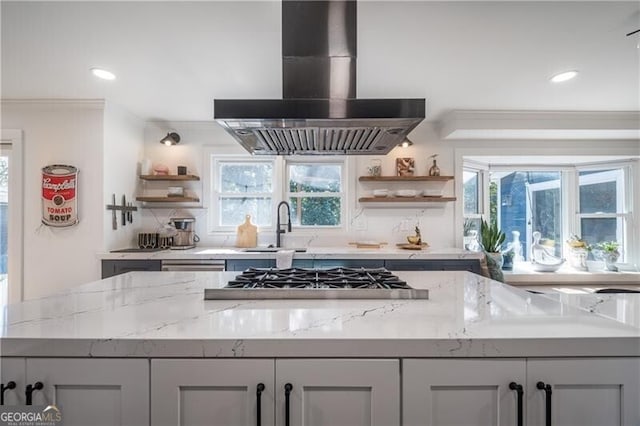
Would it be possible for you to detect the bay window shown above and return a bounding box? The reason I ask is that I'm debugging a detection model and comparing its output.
[462,160,635,263]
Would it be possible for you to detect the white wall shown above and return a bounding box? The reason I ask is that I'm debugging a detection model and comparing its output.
[140,120,640,266]
[137,121,463,249]
[136,122,231,242]
[103,102,145,250]
[1,100,105,299]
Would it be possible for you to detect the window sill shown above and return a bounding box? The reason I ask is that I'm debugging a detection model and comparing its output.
[504,262,640,285]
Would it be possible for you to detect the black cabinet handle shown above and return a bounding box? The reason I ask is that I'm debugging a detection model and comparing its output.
[537,381,552,426]
[284,383,293,426]
[509,382,524,426]
[256,383,265,426]
[25,382,43,405]
[1,381,16,405]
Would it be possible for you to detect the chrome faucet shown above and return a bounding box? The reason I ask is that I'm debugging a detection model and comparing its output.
[276,201,292,248]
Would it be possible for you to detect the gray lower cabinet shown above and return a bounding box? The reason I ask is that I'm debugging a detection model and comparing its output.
[313,259,385,269]
[276,359,399,426]
[101,259,161,278]
[225,259,384,271]
[4,356,637,425]
[152,359,275,426]
[151,358,400,426]
[0,357,25,405]
[2,358,148,426]
[526,358,640,426]
[403,358,640,426]
[385,259,481,273]
[103,258,481,275]
[403,359,525,425]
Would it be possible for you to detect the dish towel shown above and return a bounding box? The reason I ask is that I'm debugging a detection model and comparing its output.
[276,250,295,269]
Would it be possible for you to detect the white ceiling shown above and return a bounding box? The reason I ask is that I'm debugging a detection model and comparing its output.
[2,1,639,122]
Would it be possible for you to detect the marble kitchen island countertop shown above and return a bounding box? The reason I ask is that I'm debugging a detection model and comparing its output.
[1,271,638,359]
[99,246,484,261]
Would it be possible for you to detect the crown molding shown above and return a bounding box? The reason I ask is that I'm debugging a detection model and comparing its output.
[440,110,640,140]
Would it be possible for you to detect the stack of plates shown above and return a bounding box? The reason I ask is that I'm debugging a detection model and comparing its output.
[373,189,389,197]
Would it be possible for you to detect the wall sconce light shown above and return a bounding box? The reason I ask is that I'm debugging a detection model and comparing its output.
[398,138,414,148]
[160,132,181,146]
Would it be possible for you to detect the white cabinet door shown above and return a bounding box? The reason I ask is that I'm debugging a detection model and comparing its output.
[275,359,399,426]
[403,358,526,426]
[151,359,275,426]
[1,358,25,405]
[527,358,640,426]
[26,358,148,426]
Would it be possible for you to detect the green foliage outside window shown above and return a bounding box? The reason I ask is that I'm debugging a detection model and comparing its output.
[289,164,342,226]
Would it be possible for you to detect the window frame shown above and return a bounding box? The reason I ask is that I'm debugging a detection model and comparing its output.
[210,156,279,232]
[575,163,632,259]
[462,162,488,240]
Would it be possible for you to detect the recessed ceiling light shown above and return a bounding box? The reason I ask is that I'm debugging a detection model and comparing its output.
[90,67,116,81]
[550,70,578,83]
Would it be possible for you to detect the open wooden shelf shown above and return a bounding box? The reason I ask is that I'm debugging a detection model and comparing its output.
[359,175,453,182]
[136,196,200,203]
[359,196,456,203]
[139,174,200,181]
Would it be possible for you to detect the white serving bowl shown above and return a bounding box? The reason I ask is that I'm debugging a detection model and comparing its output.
[395,189,417,197]
[422,189,443,197]
[532,260,565,272]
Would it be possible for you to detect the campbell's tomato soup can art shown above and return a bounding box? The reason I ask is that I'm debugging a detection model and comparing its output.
[42,164,79,227]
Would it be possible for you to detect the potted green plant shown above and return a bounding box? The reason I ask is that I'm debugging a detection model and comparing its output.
[594,241,620,271]
[480,219,506,268]
[502,250,515,270]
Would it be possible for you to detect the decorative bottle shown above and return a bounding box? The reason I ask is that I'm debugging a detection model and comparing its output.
[428,155,440,176]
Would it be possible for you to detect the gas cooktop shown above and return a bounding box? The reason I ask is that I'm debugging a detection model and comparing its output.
[204,267,429,300]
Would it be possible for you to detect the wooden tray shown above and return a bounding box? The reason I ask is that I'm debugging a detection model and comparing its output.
[348,242,388,249]
[396,243,429,250]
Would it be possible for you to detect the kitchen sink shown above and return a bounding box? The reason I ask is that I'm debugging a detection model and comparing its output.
[243,248,307,253]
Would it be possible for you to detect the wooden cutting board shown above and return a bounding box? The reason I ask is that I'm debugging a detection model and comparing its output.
[236,215,258,248]
[348,242,388,249]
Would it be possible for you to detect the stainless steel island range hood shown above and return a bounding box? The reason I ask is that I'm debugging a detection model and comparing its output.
[214,1,425,155]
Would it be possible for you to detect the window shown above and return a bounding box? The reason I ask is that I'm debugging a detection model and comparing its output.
[490,171,563,260]
[462,168,483,240]
[463,159,635,263]
[213,159,274,229]
[210,156,346,231]
[578,168,627,255]
[287,162,343,227]
[463,170,480,216]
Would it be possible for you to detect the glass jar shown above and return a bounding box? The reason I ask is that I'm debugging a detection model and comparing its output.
[367,159,382,177]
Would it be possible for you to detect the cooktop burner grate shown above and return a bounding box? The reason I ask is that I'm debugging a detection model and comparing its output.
[226,267,410,289]
[204,267,428,300]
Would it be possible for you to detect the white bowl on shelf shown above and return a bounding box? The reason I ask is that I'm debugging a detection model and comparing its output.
[422,189,443,197]
[372,189,389,197]
[395,189,417,197]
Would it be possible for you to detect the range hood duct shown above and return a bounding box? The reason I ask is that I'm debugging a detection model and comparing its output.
[214,0,425,155]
